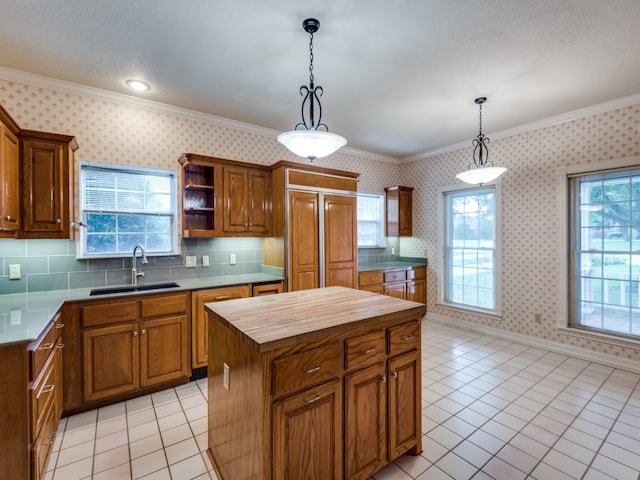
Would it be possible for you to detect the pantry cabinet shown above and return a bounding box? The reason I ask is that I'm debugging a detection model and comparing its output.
[0,108,20,234]
[19,130,78,239]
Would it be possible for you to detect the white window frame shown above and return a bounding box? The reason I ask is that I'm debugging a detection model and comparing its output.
[357,193,386,248]
[557,156,640,347]
[78,162,179,259]
[437,181,503,317]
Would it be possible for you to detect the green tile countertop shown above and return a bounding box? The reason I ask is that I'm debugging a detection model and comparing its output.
[0,273,284,347]
[358,260,427,272]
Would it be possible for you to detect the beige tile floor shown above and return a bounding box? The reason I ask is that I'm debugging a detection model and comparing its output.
[45,320,640,479]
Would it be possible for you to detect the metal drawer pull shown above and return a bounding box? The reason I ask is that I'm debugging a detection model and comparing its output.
[304,393,321,404]
[38,342,54,351]
[5,215,12,221]
[392,371,398,378]
[41,384,55,393]
[380,376,387,383]
[401,335,413,341]
[57,343,65,349]
[361,346,376,354]
[215,295,232,300]
[56,323,65,329]
[304,365,320,374]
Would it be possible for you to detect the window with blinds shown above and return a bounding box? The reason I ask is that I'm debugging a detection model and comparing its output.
[79,163,178,258]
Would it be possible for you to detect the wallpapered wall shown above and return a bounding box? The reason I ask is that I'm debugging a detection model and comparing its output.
[399,104,640,363]
[1,73,640,364]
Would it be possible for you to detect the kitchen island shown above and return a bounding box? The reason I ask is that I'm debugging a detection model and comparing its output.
[205,286,424,480]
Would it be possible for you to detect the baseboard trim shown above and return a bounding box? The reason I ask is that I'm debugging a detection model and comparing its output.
[426,312,640,375]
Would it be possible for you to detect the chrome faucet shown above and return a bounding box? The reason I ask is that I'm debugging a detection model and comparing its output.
[132,245,148,286]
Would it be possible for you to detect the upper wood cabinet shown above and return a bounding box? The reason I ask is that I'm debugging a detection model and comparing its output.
[0,106,20,235]
[223,166,271,235]
[178,153,272,237]
[19,130,78,239]
[385,186,413,237]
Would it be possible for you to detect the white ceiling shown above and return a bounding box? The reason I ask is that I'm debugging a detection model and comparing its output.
[1,0,640,159]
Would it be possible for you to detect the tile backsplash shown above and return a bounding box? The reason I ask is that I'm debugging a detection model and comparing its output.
[0,237,270,294]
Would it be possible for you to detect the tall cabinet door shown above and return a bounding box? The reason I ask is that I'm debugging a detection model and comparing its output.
[324,194,358,288]
[0,125,19,231]
[288,190,319,291]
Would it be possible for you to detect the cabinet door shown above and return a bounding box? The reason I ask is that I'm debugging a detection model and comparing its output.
[273,379,342,480]
[384,281,406,299]
[324,194,358,288]
[388,350,421,460]
[247,168,271,234]
[0,125,19,231]
[82,323,139,402]
[345,363,387,480]
[288,190,319,291]
[223,167,249,232]
[406,279,426,304]
[192,285,251,367]
[140,315,190,387]
[21,139,69,237]
[398,188,413,236]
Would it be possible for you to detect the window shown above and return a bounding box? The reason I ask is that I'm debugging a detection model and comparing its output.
[438,184,501,314]
[569,167,640,338]
[79,163,178,258]
[357,193,386,247]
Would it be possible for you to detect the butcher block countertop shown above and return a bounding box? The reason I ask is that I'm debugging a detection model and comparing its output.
[205,285,425,352]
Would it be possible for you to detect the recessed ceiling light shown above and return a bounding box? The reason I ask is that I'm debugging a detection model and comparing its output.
[125,79,151,92]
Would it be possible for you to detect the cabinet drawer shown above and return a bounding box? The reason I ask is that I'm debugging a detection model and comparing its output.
[31,398,56,480]
[388,321,420,356]
[201,284,251,302]
[407,266,425,281]
[31,347,57,440]
[140,292,188,318]
[359,271,383,287]
[345,330,386,371]
[273,343,341,398]
[252,282,283,296]
[82,300,137,328]
[384,270,406,283]
[29,313,63,381]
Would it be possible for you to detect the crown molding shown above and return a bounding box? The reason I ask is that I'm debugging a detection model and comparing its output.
[0,66,397,164]
[402,92,640,163]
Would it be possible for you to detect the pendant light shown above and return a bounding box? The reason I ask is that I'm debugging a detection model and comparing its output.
[277,18,346,162]
[455,97,506,185]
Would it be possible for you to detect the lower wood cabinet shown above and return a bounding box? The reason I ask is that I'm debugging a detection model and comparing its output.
[359,265,427,311]
[64,291,190,412]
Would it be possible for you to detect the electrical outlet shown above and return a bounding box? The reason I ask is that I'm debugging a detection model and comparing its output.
[202,255,210,267]
[223,363,230,390]
[534,313,542,324]
[185,255,197,267]
[10,309,21,325]
[9,264,21,280]
[391,247,395,255]
[230,253,236,265]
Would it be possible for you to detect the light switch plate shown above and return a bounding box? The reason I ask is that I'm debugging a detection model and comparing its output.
[229,253,236,265]
[185,256,197,267]
[202,255,210,267]
[9,264,21,280]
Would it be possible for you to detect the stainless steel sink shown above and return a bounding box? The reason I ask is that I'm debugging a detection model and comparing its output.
[89,282,180,296]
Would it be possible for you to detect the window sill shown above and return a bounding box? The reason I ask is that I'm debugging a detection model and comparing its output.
[557,325,640,349]
[436,302,503,321]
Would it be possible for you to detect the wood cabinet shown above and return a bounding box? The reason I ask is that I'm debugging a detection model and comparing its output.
[0,105,20,234]
[267,161,359,292]
[19,130,78,239]
[191,284,251,368]
[63,292,190,412]
[223,166,271,234]
[359,265,426,312]
[385,186,413,237]
[206,287,423,480]
[178,153,272,237]
[0,310,64,480]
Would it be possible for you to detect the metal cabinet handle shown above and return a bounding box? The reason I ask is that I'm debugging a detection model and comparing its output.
[5,215,11,221]
[55,218,61,224]
[392,371,398,379]
[57,343,65,349]
[380,376,387,383]
[141,329,146,335]
[304,393,321,404]
[304,365,320,374]
[401,335,413,341]
[56,323,65,329]
[133,331,138,337]
[41,384,55,393]
[215,295,232,301]
[39,342,54,351]
[361,346,376,354]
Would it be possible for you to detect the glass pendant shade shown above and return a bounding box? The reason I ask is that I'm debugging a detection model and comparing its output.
[456,166,507,185]
[277,130,347,162]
